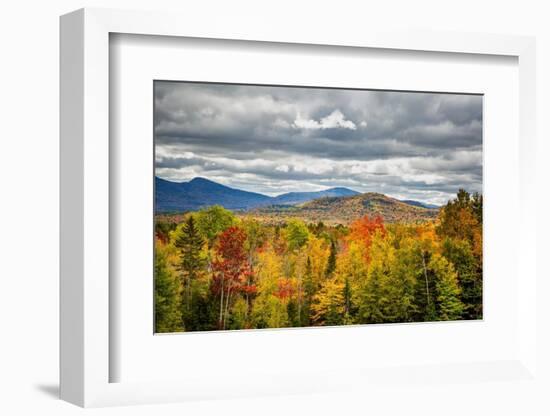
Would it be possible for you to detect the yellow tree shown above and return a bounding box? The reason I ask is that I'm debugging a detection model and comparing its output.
[311,277,346,325]
[335,241,368,319]
[305,235,329,288]
[251,244,289,328]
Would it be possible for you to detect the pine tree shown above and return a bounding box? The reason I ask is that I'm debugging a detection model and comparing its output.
[437,189,482,319]
[175,216,205,319]
[325,239,337,277]
[154,241,183,332]
[430,254,464,321]
[472,192,483,224]
[301,256,315,326]
[442,238,481,319]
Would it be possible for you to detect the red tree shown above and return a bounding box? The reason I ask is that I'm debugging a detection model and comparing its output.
[348,215,386,261]
[211,227,250,329]
[274,278,295,301]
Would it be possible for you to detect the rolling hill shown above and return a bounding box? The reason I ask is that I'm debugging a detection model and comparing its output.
[271,187,359,205]
[246,192,439,225]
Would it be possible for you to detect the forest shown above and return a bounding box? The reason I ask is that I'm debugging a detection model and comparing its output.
[154,189,482,333]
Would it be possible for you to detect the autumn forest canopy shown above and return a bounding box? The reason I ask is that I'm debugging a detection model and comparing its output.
[154,189,482,332]
[153,82,483,332]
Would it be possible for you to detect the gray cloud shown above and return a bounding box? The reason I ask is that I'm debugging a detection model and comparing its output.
[154,81,482,205]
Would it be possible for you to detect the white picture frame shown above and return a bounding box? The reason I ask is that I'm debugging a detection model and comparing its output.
[60,7,538,408]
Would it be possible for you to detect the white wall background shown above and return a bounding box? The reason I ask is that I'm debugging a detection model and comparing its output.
[0,1,548,415]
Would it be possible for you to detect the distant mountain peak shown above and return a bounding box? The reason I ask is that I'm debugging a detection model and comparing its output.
[189,176,215,184]
[328,187,356,192]
[155,176,271,213]
[155,176,438,217]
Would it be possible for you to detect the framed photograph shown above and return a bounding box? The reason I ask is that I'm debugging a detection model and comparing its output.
[60,8,538,408]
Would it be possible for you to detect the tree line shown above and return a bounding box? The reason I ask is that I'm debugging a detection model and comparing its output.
[155,189,482,332]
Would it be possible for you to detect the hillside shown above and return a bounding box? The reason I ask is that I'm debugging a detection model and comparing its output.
[271,187,359,205]
[244,192,439,225]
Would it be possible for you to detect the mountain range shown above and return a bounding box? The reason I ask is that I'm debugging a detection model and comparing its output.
[155,177,439,224]
[156,177,360,212]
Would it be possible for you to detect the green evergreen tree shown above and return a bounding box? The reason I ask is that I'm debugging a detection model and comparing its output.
[430,254,464,320]
[154,243,183,332]
[286,299,301,327]
[175,215,205,324]
[325,239,337,277]
[442,238,481,319]
[357,234,418,324]
[302,256,315,325]
[471,192,483,224]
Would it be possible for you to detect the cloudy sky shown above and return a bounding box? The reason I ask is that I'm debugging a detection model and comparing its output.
[154,81,482,205]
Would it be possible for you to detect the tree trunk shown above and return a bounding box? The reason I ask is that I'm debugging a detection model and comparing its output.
[218,274,224,329]
[186,275,191,312]
[223,287,232,330]
[421,252,430,307]
[297,273,302,324]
